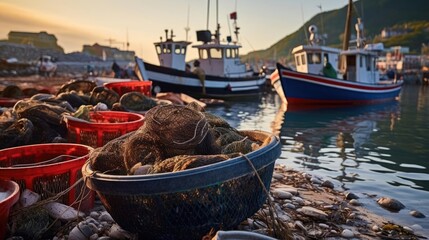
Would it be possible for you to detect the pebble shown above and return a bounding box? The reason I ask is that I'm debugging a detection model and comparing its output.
[349,199,361,206]
[108,224,134,239]
[345,192,359,200]
[44,202,85,221]
[272,173,284,180]
[284,203,295,209]
[409,210,426,218]
[272,189,293,199]
[341,229,354,238]
[99,212,114,222]
[371,224,380,231]
[403,226,414,233]
[310,177,322,184]
[321,180,334,189]
[292,196,304,205]
[377,197,405,212]
[297,206,328,220]
[19,189,40,207]
[319,223,329,229]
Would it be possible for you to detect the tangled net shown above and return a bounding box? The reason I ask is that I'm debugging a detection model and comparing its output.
[89,103,262,175]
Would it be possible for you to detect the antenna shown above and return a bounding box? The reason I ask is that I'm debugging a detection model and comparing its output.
[300,3,309,44]
[185,3,191,41]
[206,0,210,30]
[317,4,324,37]
[126,28,130,51]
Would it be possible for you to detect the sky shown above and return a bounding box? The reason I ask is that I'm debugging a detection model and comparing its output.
[0,0,349,63]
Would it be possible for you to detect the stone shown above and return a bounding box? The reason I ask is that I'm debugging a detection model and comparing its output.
[44,202,85,221]
[409,210,426,218]
[345,192,359,200]
[272,189,293,199]
[19,189,40,207]
[69,223,94,240]
[272,173,284,180]
[341,229,354,238]
[349,199,361,206]
[321,180,334,189]
[99,212,114,222]
[108,224,134,239]
[297,206,328,220]
[377,197,405,212]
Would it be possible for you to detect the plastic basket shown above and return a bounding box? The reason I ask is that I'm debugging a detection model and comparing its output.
[104,81,152,97]
[0,180,19,239]
[0,97,20,108]
[65,111,145,148]
[83,130,281,240]
[0,143,94,212]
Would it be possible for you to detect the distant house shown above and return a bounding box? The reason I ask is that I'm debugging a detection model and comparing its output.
[381,27,411,39]
[82,43,135,61]
[7,31,64,53]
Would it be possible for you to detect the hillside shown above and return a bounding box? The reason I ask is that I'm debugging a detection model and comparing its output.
[242,0,429,64]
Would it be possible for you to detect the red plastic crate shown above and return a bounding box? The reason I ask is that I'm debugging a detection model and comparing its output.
[65,111,144,148]
[0,144,94,212]
[104,81,152,97]
[0,180,19,239]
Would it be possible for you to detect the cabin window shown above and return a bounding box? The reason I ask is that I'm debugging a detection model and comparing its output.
[199,49,208,59]
[296,55,301,66]
[162,44,172,54]
[174,45,181,54]
[210,48,222,59]
[324,53,329,63]
[359,55,363,67]
[365,55,370,70]
[226,49,232,58]
[301,54,306,65]
[155,45,161,55]
[226,48,237,58]
[308,53,321,64]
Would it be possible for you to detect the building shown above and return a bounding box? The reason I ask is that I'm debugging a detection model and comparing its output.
[7,31,64,53]
[82,43,135,61]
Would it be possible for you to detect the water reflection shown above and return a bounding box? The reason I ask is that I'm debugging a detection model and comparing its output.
[277,87,429,231]
[207,86,429,231]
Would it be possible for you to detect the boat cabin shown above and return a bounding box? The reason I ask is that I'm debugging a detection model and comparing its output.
[340,49,379,83]
[339,18,380,83]
[154,30,191,71]
[192,30,253,78]
[292,25,341,77]
[292,45,341,76]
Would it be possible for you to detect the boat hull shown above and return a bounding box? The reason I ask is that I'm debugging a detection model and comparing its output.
[277,63,403,105]
[144,62,266,99]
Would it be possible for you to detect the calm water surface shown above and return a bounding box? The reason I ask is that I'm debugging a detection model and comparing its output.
[207,84,429,233]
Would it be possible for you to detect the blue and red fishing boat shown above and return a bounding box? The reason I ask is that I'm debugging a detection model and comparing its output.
[276,63,403,105]
[275,0,402,105]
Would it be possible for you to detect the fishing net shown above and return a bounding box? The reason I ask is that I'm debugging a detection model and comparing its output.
[1,85,23,98]
[57,79,96,95]
[90,103,262,175]
[118,92,157,112]
[88,131,135,175]
[0,118,33,149]
[89,86,119,109]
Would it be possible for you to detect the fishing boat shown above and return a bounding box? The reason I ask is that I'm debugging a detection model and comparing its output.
[135,3,266,100]
[275,1,403,105]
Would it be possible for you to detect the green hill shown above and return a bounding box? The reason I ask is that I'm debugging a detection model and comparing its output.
[242,0,429,64]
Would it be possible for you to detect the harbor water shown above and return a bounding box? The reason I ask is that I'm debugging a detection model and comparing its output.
[207,84,429,233]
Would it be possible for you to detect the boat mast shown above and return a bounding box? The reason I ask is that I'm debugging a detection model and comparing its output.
[342,0,353,51]
[340,0,353,74]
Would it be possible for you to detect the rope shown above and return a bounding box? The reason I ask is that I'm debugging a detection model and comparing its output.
[242,153,292,240]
